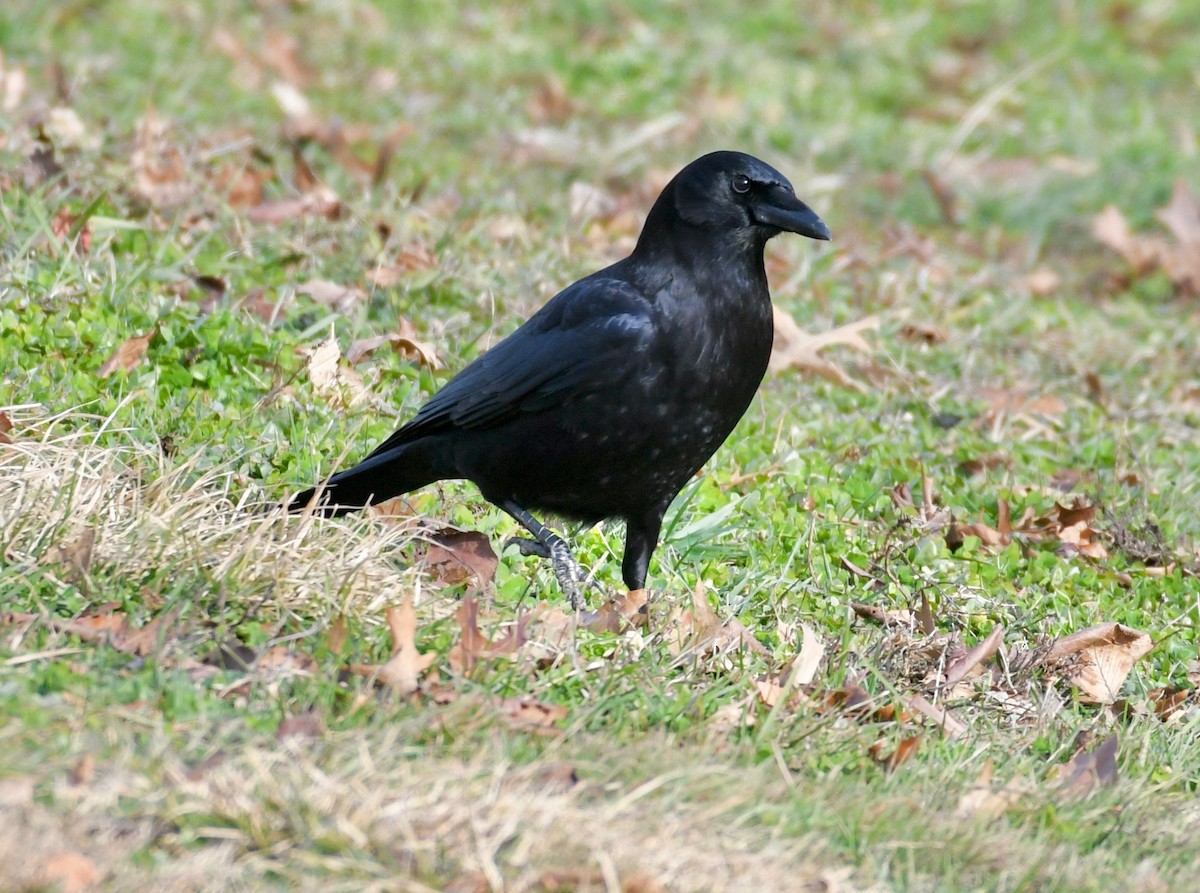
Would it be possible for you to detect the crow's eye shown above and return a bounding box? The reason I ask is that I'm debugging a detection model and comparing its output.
[732,174,751,194]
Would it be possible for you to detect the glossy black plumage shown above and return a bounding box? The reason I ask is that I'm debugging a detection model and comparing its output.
[289,151,830,606]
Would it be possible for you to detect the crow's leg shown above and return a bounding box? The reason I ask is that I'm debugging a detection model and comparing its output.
[499,500,586,609]
[622,512,665,591]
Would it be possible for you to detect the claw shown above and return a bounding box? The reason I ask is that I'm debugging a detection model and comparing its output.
[502,535,550,559]
[498,499,591,608]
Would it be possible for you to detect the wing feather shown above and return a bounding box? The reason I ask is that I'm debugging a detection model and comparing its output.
[365,277,653,458]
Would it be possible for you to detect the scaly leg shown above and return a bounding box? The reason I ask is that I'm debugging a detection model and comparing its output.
[499,500,586,609]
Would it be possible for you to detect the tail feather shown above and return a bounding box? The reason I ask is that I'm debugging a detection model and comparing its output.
[287,441,440,516]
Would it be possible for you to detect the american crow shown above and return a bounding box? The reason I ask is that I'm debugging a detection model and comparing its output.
[290,150,830,607]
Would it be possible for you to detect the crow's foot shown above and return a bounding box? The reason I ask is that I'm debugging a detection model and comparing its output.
[501,536,550,559]
[498,500,589,609]
[548,539,586,610]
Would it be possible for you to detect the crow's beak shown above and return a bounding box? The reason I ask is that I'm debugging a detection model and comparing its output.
[753,187,831,241]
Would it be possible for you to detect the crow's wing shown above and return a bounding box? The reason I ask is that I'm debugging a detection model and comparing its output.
[365,276,655,457]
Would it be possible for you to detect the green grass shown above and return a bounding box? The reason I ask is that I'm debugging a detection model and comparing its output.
[2,1,1200,890]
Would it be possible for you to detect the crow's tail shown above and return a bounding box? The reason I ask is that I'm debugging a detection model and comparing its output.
[287,441,440,517]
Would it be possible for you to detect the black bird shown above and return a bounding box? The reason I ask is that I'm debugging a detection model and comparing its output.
[290,150,830,607]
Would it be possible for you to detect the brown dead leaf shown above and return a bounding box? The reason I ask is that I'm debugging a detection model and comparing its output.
[943,624,1004,688]
[276,710,324,741]
[250,646,317,676]
[888,482,913,511]
[349,596,435,695]
[757,680,901,724]
[751,626,827,715]
[209,163,269,208]
[1095,182,1200,295]
[303,334,342,390]
[366,496,413,519]
[237,288,288,323]
[39,852,101,893]
[789,622,825,685]
[263,33,311,86]
[754,677,788,710]
[448,594,528,674]
[684,579,718,634]
[346,329,442,369]
[525,605,577,656]
[869,734,921,772]
[914,591,935,635]
[69,754,95,787]
[814,684,904,723]
[489,214,529,242]
[1148,686,1193,723]
[297,278,365,313]
[495,696,567,733]
[851,602,916,629]
[422,529,498,588]
[769,307,879,389]
[709,699,757,733]
[1051,468,1085,493]
[529,761,580,791]
[714,618,769,657]
[1157,178,1200,243]
[302,331,371,408]
[1,612,37,635]
[949,496,1109,559]
[97,329,155,378]
[531,869,664,893]
[959,452,1011,476]
[1155,178,1200,294]
[528,73,575,123]
[1,55,27,112]
[898,320,949,345]
[130,110,193,209]
[44,528,96,581]
[191,274,228,308]
[53,609,179,657]
[1025,268,1061,296]
[51,206,93,254]
[1057,519,1109,560]
[444,872,489,893]
[1054,733,1118,799]
[326,615,348,656]
[1055,500,1096,528]
[579,588,650,633]
[665,582,767,657]
[956,761,1031,819]
[211,28,262,89]
[245,190,342,224]
[55,613,123,643]
[0,410,12,444]
[569,180,619,222]
[366,244,438,287]
[1044,622,1153,704]
[980,387,1066,420]
[921,168,959,224]
[291,141,321,193]
[946,507,1009,552]
[905,693,968,738]
[1094,204,1166,273]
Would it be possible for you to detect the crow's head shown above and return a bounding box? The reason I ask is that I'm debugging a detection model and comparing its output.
[665,150,831,244]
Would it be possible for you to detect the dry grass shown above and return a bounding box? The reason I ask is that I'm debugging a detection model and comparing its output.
[1,404,437,625]
[0,737,879,892]
[0,404,879,892]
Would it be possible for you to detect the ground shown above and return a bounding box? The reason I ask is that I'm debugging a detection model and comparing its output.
[1,2,1199,891]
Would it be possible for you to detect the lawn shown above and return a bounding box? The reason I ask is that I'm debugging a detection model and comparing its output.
[2,1,1199,890]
